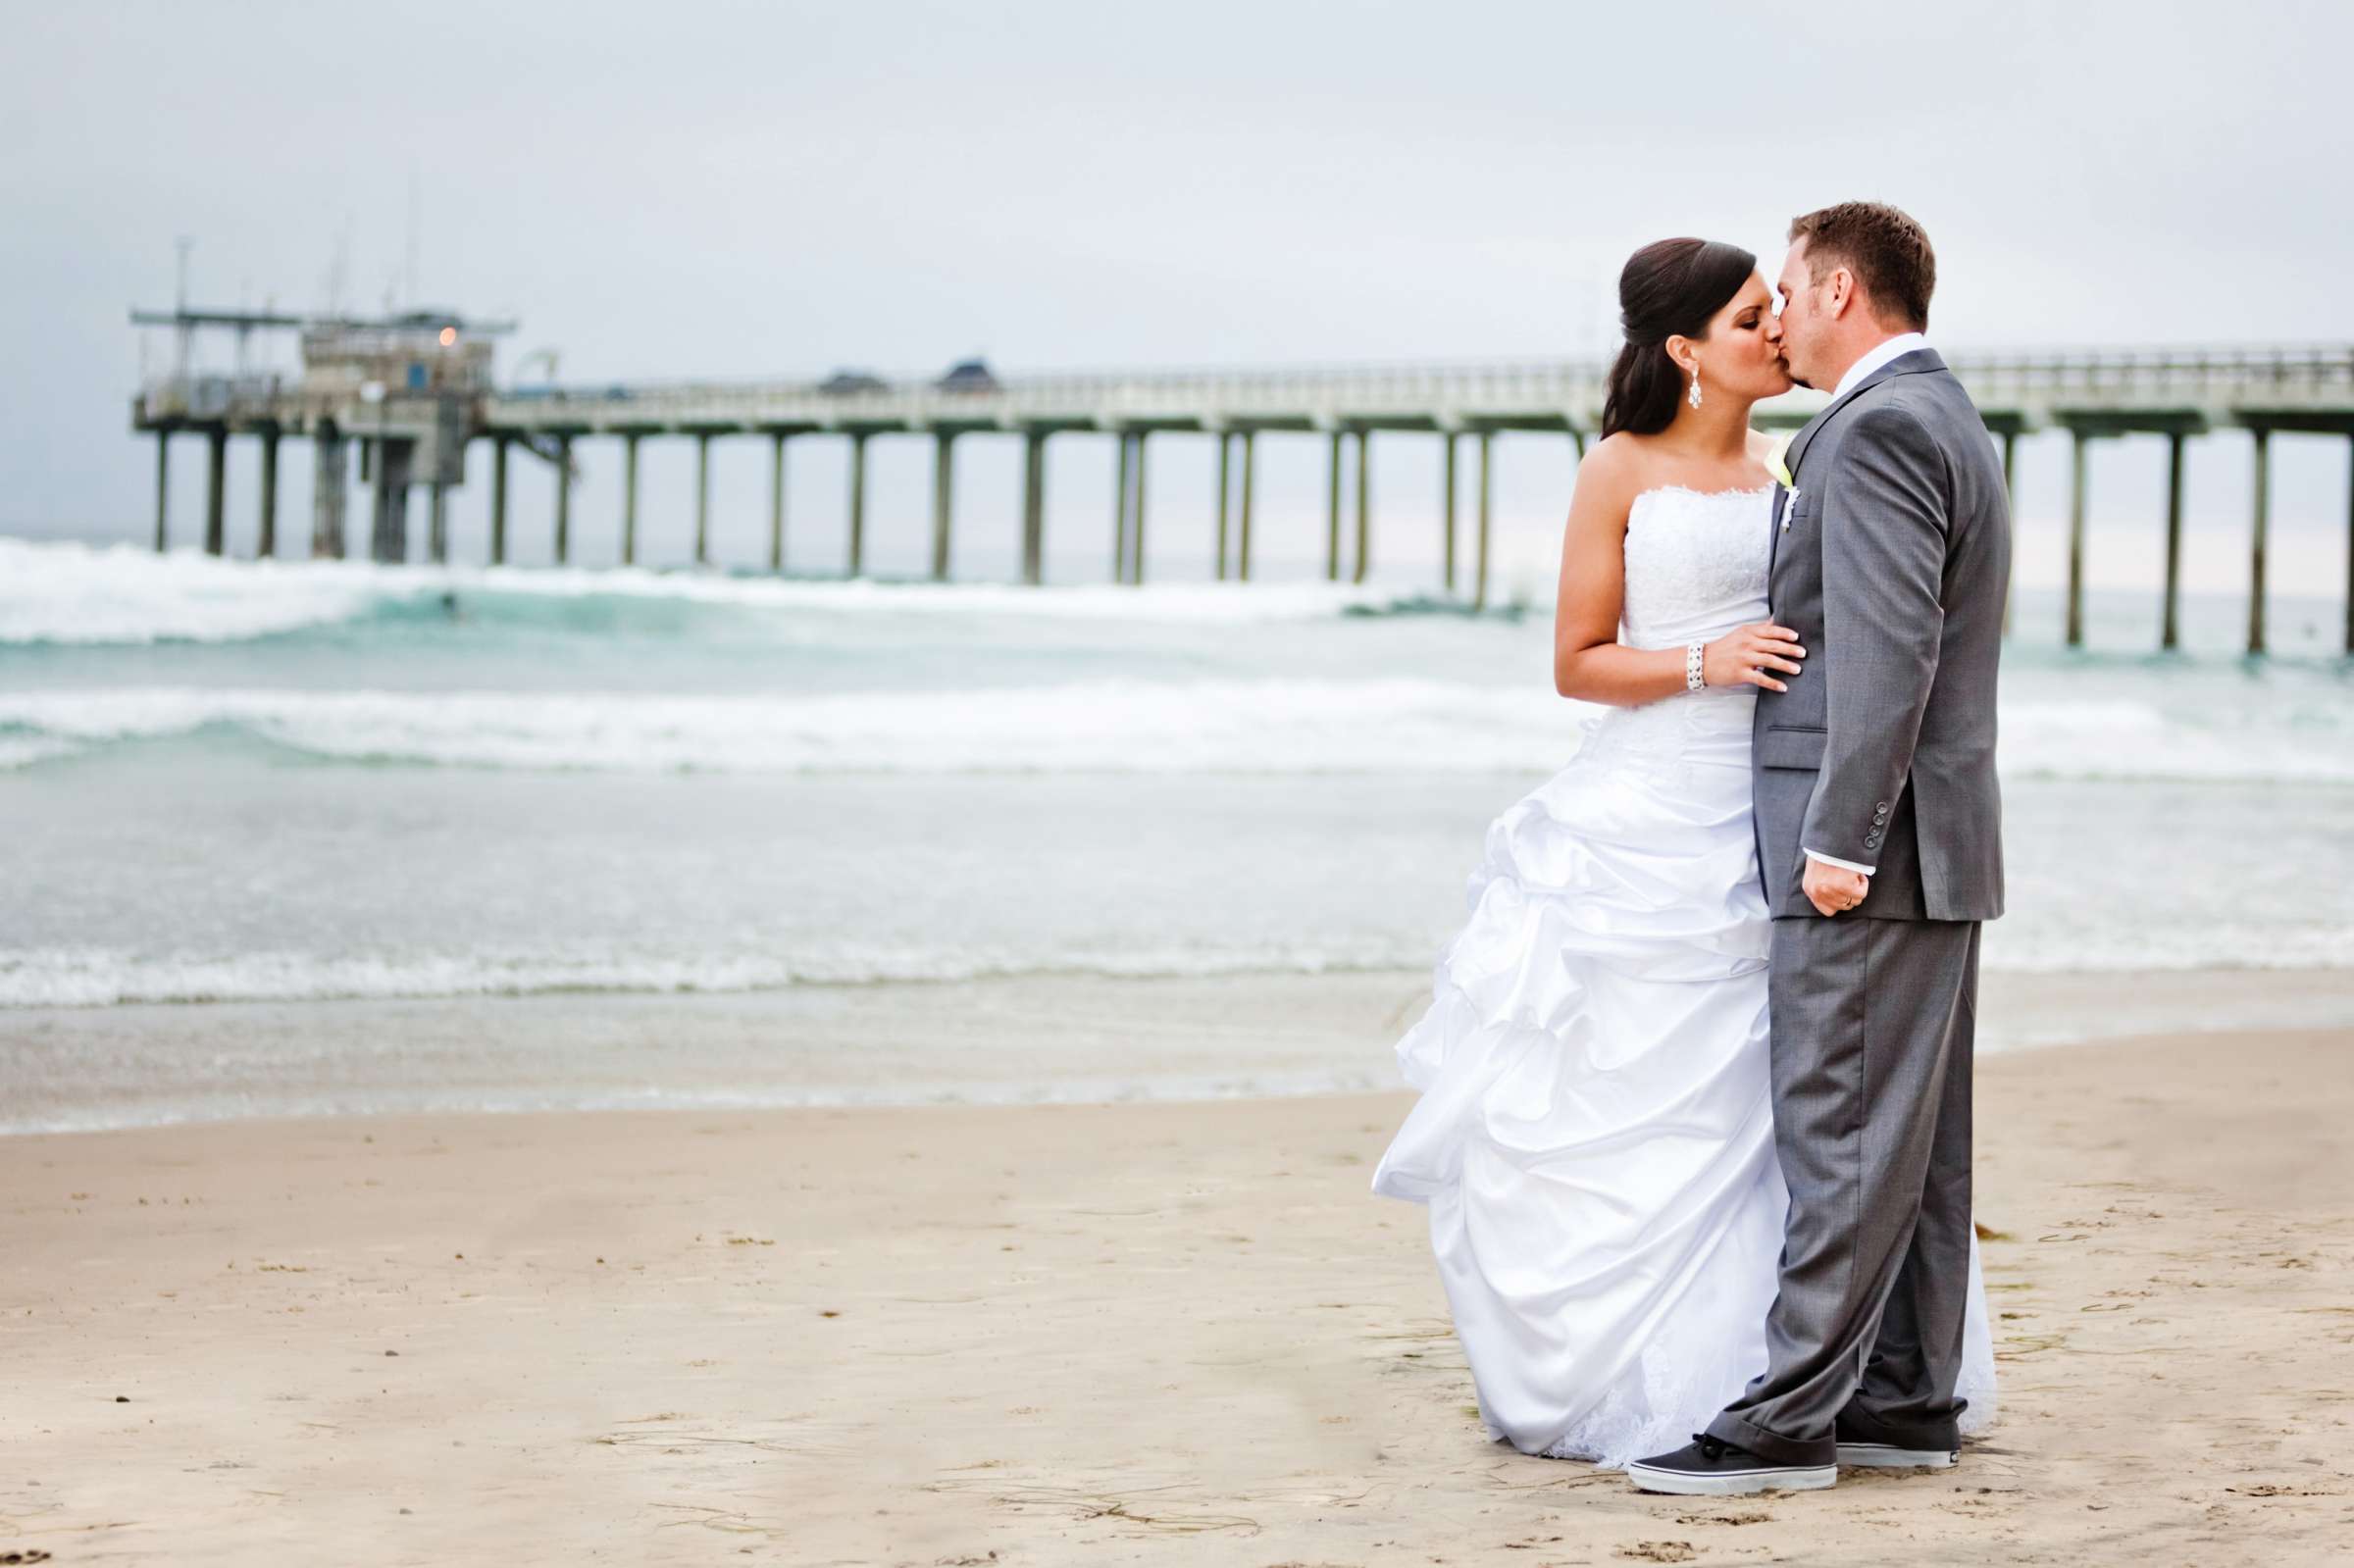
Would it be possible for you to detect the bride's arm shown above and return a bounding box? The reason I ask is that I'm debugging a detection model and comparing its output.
[1551,441,1802,707]
[1550,453,1687,706]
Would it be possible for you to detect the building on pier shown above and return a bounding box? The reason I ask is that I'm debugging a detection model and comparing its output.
[131,318,2354,654]
[132,305,514,565]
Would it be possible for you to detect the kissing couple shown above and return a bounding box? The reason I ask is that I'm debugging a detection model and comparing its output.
[1372,200,2011,1496]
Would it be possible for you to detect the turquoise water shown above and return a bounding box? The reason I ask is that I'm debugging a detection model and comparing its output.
[1,538,2349,1126]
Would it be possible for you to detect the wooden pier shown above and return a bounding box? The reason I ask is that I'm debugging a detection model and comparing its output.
[130,311,2354,653]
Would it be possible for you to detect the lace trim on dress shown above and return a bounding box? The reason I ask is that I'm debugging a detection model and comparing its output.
[1628,481,1776,506]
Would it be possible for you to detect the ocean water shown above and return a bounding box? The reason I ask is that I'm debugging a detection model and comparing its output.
[3,538,2350,1126]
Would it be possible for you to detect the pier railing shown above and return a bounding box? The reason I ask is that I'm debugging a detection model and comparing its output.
[140,344,2354,435]
[478,357,1611,433]
[1943,344,2354,406]
[492,345,2354,431]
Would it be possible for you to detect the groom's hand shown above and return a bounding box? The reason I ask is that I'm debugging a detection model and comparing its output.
[1803,857,1869,917]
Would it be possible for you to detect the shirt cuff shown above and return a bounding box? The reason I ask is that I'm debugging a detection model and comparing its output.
[1804,848,1877,876]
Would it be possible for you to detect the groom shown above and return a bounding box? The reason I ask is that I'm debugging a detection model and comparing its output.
[1630,203,2010,1495]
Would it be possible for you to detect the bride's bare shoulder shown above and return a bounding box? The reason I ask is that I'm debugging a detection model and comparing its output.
[1563,434,1656,540]
[1573,432,1649,499]
[1584,430,1646,470]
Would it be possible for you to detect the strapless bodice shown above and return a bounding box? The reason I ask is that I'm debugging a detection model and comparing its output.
[1618,483,1773,651]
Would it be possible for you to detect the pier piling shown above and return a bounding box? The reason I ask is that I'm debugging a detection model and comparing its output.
[2162,431,2186,651]
[1238,430,1256,582]
[1324,431,1343,582]
[1353,430,1371,585]
[428,482,448,564]
[1020,430,1047,585]
[1129,432,1149,585]
[1112,430,1134,582]
[553,435,572,565]
[489,435,510,565]
[1474,430,1494,612]
[1442,433,1458,593]
[311,424,346,558]
[203,427,227,556]
[693,431,714,566]
[2066,429,2088,647]
[847,431,869,578]
[2249,427,2271,655]
[931,430,954,582]
[1214,431,1232,582]
[152,432,170,551]
[369,439,411,564]
[619,433,640,567]
[769,430,790,573]
[256,428,280,558]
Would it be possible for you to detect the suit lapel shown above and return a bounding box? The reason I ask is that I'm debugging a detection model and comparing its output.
[1767,348,1945,615]
[1784,346,1948,479]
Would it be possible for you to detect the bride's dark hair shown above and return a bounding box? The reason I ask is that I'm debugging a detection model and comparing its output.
[1600,238,1758,439]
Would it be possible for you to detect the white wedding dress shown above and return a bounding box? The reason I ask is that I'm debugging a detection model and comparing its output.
[1369,481,1996,1468]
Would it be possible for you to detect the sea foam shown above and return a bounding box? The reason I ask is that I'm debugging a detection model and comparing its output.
[0,938,1429,1009]
[0,537,1423,645]
[0,681,1580,774]
[6,916,2353,1011]
[4,681,2350,784]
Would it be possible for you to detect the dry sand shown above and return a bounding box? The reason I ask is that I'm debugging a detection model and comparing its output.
[3,1023,2350,1565]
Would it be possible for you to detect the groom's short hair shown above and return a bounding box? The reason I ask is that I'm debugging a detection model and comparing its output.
[1788,202,1935,330]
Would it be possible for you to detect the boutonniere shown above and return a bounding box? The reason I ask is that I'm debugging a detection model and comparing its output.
[1766,436,1801,531]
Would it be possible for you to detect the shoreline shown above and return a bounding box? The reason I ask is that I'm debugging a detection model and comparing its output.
[5,963,2354,1138]
[3,1021,2348,1564]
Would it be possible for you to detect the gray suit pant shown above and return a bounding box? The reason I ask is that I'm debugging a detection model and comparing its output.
[1705,913,1980,1468]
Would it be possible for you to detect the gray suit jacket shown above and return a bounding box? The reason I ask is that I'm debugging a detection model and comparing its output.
[1752,347,2009,923]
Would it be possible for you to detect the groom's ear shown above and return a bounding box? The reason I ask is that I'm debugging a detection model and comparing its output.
[1821,265,1858,322]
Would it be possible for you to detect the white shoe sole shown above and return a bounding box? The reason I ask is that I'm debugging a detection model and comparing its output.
[1837,1442,1957,1469]
[1625,1460,1837,1496]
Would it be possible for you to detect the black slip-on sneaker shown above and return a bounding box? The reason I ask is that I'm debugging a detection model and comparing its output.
[1626,1434,1837,1496]
[1833,1408,1959,1470]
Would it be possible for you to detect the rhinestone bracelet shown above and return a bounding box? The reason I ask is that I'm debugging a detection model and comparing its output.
[1685,639,1708,691]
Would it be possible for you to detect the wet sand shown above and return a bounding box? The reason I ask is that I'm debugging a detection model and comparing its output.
[2,1020,2349,1564]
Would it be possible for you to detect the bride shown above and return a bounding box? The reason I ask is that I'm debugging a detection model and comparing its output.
[1368,237,1995,1468]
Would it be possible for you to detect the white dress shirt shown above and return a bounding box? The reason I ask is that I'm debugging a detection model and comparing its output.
[1802,332,1929,882]
[1829,331,1927,401]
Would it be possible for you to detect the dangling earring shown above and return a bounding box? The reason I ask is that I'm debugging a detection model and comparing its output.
[1687,364,1704,410]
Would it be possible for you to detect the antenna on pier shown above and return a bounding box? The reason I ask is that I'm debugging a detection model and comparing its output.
[324,216,352,320]
[404,170,421,311]
[173,235,194,373]
[236,275,254,374]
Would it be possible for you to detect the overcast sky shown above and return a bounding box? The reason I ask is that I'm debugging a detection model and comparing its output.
[6,0,2349,615]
